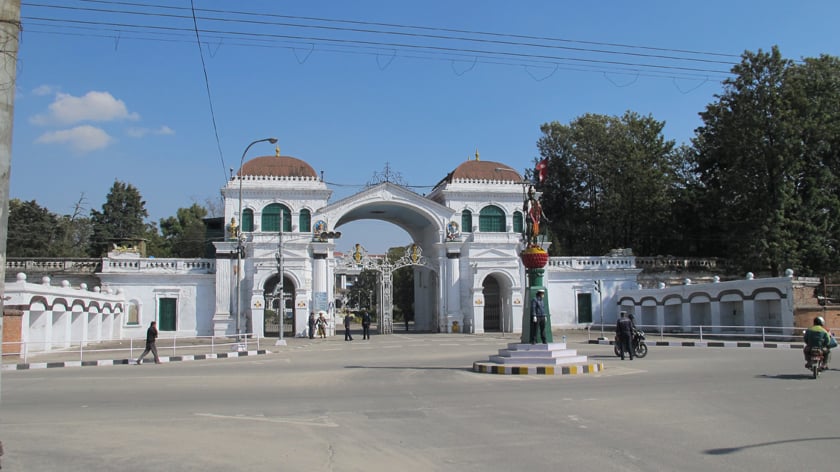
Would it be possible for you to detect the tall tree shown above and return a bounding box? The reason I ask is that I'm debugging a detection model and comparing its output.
[537,112,678,256]
[692,47,840,276]
[7,199,64,257]
[89,181,149,256]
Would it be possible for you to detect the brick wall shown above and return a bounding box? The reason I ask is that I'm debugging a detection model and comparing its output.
[2,306,23,355]
[793,285,840,331]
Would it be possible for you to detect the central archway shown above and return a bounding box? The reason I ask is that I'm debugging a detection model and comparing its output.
[317,182,454,333]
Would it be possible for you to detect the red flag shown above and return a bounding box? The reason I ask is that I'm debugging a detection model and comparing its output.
[536,158,548,183]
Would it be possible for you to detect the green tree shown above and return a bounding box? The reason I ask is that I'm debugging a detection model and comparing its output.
[159,203,209,257]
[89,181,149,256]
[348,268,378,313]
[536,111,678,256]
[7,199,64,257]
[143,222,170,258]
[692,47,840,275]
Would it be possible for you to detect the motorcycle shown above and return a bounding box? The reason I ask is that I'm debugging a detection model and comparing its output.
[614,329,648,358]
[806,347,827,379]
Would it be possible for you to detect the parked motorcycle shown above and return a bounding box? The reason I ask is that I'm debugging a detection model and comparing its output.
[614,329,648,358]
[807,347,827,379]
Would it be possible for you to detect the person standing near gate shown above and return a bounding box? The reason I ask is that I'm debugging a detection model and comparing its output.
[616,311,634,360]
[308,312,316,339]
[136,321,160,365]
[361,310,371,340]
[344,313,354,341]
[317,313,327,339]
[529,290,547,344]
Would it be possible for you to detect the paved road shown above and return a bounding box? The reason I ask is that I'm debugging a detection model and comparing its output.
[1,333,838,471]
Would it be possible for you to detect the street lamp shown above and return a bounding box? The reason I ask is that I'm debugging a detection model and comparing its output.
[235,137,278,342]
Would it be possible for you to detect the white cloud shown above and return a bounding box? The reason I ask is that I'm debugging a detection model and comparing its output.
[32,85,57,96]
[35,125,114,153]
[126,125,175,138]
[30,91,140,126]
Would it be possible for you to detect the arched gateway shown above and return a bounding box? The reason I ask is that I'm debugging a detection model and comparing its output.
[213,150,530,337]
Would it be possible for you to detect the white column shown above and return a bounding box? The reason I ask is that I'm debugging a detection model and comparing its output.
[447,252,461,316]
[212,246,236,337]
[313,254,327,293]
[710,301,722,333]
[743,299,756,333]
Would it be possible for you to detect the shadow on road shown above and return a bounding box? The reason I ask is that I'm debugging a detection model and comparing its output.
[704,436,840,455]
[756,373,824,380]
[344,365,472,372]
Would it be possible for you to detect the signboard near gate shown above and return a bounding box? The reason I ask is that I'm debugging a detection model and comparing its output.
[313,292,328,313]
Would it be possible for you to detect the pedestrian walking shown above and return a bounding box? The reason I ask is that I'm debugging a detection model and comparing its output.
[361,310,371,339]
[136,321,160,365]
[317,313,327,338]
[344,313,354,341]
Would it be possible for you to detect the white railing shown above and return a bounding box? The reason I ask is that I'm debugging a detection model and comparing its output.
[586,324,835,343]
[2,333,265,364]
[100,258,215,273]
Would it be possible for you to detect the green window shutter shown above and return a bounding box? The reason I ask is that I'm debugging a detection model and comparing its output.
[461,210,473,233]
[513,211,523,233]
[577,293,593,324]
[242,209,254,232]
[479,205,505,232]
[159,298,177,331]
[299,209,311,233]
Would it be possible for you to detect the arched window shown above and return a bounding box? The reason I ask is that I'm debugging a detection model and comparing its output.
[479,205,505,232]
[513,211,524,233]
[262,203,292,232]
[461,210,473,233]
[242,209,254,232]
[299,209,311,233]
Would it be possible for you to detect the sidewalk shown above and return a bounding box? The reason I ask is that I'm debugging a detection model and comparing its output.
[1,336,275,371]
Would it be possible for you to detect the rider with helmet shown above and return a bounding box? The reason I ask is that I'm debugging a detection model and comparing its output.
[804,316,831,368]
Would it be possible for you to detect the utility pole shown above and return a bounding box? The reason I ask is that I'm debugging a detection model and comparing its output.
[0,0,22,464]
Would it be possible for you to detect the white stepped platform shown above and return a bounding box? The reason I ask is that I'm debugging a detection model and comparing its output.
[487,342,588,366]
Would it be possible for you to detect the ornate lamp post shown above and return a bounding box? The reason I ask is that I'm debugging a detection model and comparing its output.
[235,137,277,342]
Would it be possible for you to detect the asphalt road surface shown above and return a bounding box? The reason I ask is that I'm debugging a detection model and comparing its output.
[2,333,838,471]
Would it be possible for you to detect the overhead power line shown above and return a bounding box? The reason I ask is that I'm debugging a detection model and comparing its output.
[21,1,740,77]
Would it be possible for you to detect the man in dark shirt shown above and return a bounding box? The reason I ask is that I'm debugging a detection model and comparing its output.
[529,290,547,344]
[136,321,160,365]
[344,313,354,341]
[616,311,634,360]
[361,311,372,340]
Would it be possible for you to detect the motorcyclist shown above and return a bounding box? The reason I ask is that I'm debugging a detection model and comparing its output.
[803,316,831,368]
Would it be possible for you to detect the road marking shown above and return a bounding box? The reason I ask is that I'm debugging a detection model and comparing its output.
[194,413,338,427]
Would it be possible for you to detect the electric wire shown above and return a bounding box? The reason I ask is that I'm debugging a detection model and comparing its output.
[188,0,228,185]
[21,2,740,76]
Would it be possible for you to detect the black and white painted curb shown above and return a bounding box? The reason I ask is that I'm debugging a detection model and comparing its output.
[1,349,271,371]
[589,339,805,349]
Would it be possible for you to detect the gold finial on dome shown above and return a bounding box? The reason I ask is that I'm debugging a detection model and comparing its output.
[275,145,281,157]
[475,148,480,161]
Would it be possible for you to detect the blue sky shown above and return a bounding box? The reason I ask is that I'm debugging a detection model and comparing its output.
[11,0,840,252]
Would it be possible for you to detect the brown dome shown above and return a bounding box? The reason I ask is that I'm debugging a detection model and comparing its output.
[445,160,522,183]
[239,155,317,178]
